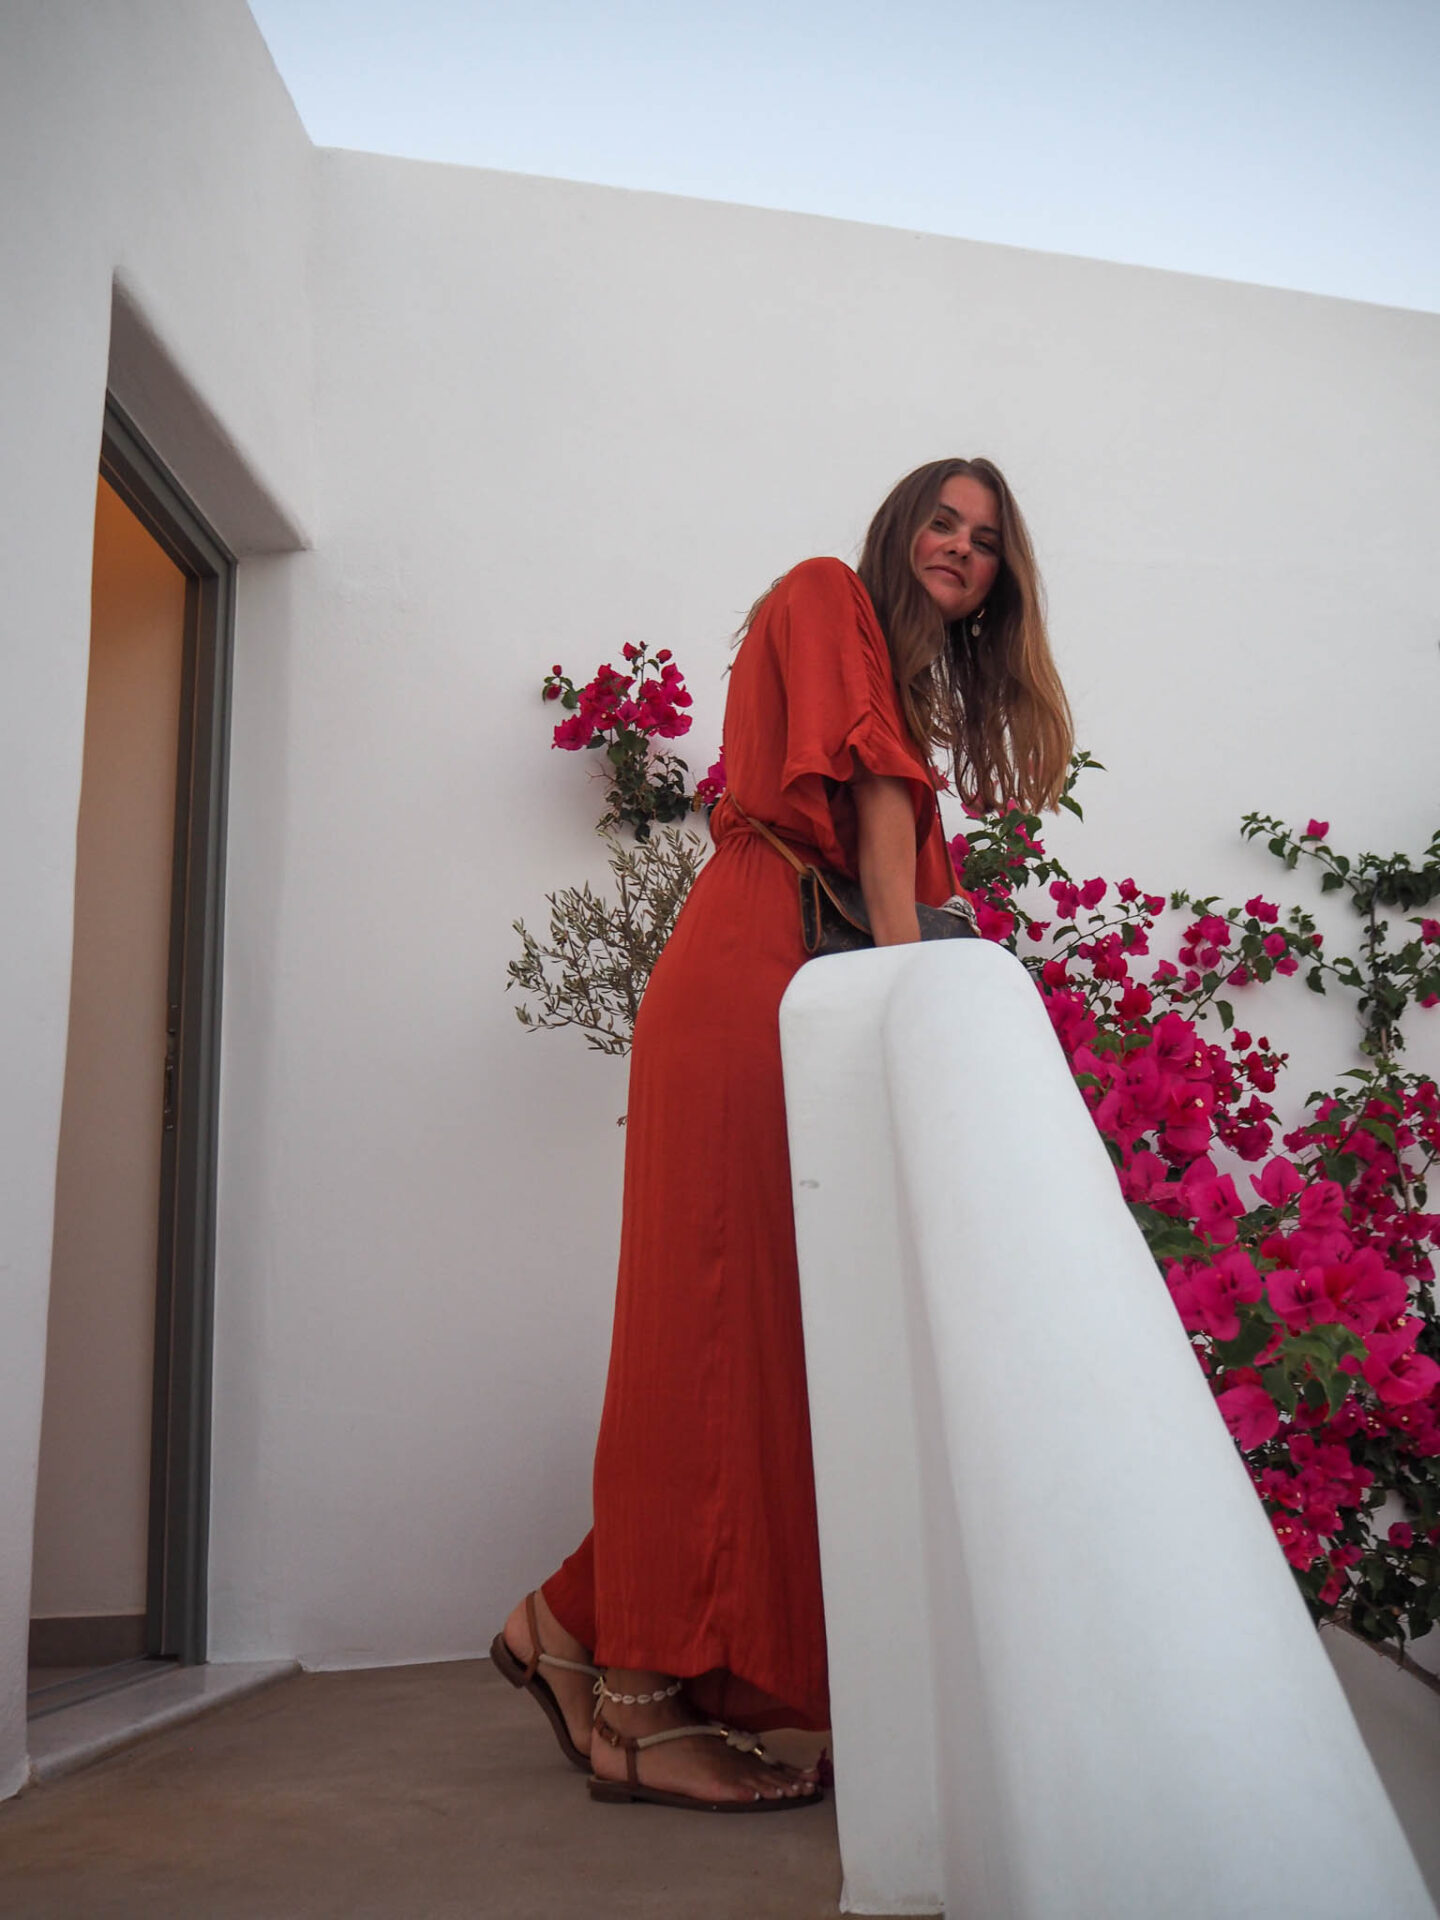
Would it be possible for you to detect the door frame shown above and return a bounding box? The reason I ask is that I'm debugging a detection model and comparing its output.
[99,398,236,1665]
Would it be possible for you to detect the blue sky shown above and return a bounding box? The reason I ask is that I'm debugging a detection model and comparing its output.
[247,0,1440,313]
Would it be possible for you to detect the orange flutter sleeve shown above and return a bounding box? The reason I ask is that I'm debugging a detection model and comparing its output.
[765,557,941,880]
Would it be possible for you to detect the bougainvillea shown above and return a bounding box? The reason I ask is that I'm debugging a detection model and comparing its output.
[949,772,1440,1652]
[544,640,695,838]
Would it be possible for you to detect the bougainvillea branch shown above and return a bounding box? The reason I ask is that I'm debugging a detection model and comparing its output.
[1236,814,1440,1067]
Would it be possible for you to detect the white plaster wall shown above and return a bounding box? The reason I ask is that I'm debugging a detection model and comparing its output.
[0,0,314,1797]
[207,143,1440,1674]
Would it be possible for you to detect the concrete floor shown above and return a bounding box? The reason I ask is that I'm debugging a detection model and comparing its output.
[0,1660,885,1919]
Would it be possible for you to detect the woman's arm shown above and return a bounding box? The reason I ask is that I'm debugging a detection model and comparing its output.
[853,772,921,946]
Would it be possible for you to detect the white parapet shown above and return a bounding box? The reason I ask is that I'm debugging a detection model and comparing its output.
[780,939,1434,1920]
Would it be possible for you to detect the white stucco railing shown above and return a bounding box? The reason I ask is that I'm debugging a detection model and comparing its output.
[780,940,1435,1920]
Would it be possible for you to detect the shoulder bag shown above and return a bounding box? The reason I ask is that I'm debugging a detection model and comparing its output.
[735,806,978,956]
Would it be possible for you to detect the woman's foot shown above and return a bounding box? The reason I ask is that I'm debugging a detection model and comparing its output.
[590,1670,821,1805]
[500,1590,597,1762]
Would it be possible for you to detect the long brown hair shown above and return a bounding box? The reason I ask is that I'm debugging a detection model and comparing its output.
[857,458,1072,813]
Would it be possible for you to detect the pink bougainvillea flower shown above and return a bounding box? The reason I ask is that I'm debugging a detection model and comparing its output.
[1151,1011,1199,1068]
[1271,1511,1321,1569]
[1216,1247,1262,1293]
[1179,914,1232,970]
[1220,1103,1276,1162]
[1388,1521,1415,1549]
[1044,989,1095,1055]
[1163,1092,1217,1160]
[695,751,728,808]
[1188,1270,1245,1342]
[1190,1248,1262,1340]
[1069,1042,1111,1090]
[1119,1148,1169,1205]
[975,900,1017,943]
[1287,1180,1350,1264]
[1244,896,1279,923]
[948,833,971,866]
[1420,919,1440,945]
[1049,879,1081,920]
[1079,877,1107,910]
[1166,1263,1211,1335]
[552,712,596,750]
[1217,1379,1281,1449]
[1304,820,1330,840]
[1179,1159,1243,1243]
[1267,1265,1338,1330]
[1330,1249,1408,1334]
[1083,931,1130,982]
[1240,1052,1276,1092]
[1095,1049,1165,1143]
[1251,1157,1304,1207]
[1362,1323,1440,1406]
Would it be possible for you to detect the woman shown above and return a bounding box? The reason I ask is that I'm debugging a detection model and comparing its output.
[494,458,1073,1810]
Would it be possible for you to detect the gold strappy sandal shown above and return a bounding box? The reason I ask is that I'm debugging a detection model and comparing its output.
[588,1679,825,1813]
[490,1592,600,1772]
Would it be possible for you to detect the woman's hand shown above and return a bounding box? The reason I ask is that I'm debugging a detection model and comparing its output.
[853,773,920,946]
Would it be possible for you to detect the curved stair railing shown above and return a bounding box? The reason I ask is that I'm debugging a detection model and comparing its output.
[781,939,1434,1920]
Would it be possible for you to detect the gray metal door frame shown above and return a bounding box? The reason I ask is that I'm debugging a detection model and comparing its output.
[99,397,236,1665]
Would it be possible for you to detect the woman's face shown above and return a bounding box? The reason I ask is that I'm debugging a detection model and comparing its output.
[911,475,1002,622]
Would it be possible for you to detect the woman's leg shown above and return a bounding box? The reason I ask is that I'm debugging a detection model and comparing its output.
[501,1536,818,1799]
[499,1534,599,1758]
[588,1669,819,1803]
[541,1532,597,1650]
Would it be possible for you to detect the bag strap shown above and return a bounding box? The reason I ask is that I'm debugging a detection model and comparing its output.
[732,802,870,944]
[732,803,812,878]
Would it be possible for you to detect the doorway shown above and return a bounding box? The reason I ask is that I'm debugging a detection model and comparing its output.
[28,402,236,1716]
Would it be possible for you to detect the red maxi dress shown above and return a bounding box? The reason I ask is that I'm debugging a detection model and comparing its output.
[543,557,957,1732]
